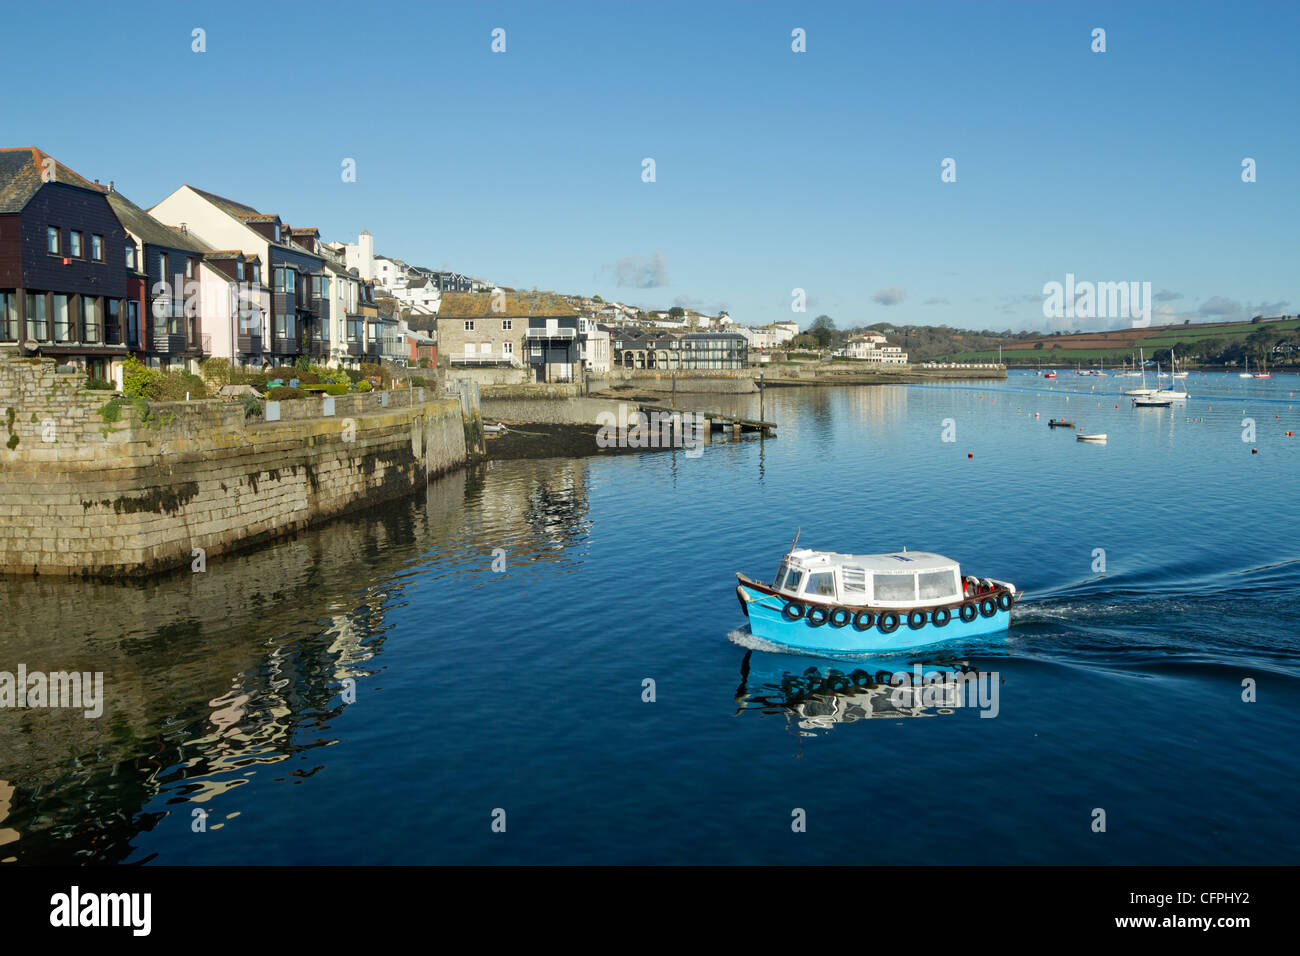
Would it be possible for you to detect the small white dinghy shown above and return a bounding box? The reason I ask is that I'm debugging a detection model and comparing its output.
[1076,432,1107,442]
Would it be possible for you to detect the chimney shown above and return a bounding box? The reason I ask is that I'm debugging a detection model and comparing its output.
[108,181,114,192]
[180,223,188,235]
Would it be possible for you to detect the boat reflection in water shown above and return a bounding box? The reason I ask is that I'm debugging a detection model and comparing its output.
[732,644,1003,736]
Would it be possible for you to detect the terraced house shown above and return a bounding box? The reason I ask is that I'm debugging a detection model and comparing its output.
[105,189,214,371]
[420,291,582,384]
[0,148,132,384]
[149,185,327,367]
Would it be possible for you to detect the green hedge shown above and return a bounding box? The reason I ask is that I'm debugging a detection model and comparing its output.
[266,386,306,401]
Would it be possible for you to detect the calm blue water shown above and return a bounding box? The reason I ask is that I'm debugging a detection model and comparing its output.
[2,371,1298,864]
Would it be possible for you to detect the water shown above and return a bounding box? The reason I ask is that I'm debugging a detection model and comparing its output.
[2,371,1297,864]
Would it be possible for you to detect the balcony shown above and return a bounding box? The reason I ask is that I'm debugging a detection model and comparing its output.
[187,333,213,355]
[151,332,187,354]
[237,334,263,354]
[270,336,301,356]
[308,339,331,357]
[451,354,521,368]
[526,327,577,340]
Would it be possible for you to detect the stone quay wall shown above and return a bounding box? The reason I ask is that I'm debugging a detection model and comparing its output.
[0,357,466,576]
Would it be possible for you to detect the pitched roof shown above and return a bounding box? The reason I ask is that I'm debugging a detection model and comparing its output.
[434,291,577,320]
[0,147,106,214]
[106,190,210,254]
[187,185,260,219]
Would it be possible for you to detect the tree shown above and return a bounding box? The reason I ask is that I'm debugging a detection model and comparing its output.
[810,314,836,348]
[668,306,685,319]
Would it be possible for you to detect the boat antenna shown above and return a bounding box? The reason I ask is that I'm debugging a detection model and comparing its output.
[790,527,800,553]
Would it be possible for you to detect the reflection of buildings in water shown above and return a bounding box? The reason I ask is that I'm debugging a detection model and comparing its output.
[0,494,432,863]
[474,458,592,558]
[733,650,990,737]
[838,384,907,433]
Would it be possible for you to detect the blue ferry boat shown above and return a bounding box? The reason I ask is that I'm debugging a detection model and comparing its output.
[736,545,1019,653]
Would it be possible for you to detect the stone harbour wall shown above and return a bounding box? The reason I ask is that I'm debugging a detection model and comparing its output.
[0,356,467,577]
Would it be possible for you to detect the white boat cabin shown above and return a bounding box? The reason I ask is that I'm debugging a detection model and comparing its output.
[772,548,968,608]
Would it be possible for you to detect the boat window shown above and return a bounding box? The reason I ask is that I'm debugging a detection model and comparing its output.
[841,566,868,598]
[774,560,787,587]
[782,569,804,593]
[873,572,916,602]
[805,572,836,598]
[918,569,959,600]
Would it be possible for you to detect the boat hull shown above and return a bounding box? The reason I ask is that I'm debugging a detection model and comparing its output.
[737,582,1012,653]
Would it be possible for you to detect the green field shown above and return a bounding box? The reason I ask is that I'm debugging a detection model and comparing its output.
[954,318,1300,365]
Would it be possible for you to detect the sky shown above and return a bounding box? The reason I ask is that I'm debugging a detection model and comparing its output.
[1,0,1296,333]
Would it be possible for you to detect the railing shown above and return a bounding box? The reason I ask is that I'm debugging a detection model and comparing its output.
[526,327,577,339]
[191,333,212,354]
[270,336,301,355]
[151,332,187,354]
[237,334,262,354]
[450,354,522,367]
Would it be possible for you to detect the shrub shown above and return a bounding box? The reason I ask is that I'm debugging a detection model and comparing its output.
[353,380,372,392]
[358,362,389,387]
[297,372,320,385]
[85,377,114,390]
[199,357,234,387]
[417,357,431,369]
[408,376,428,387]
[266,386,306,401]
[345,369,365,383]
[239,394,263,419]
[324,383,349,395]
[151,370,208,401]
[122,356,159,399]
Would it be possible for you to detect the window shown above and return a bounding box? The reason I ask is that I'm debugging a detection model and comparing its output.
[126,243,136,269]
[105,299,120,344]
[918,569,959,601]
[70,231,83,258]
[480,342,491,355]
[0,292,17,341]
[25,293,47,339]
[464,320,474,331]
[159,252,168,281]
[502,319,512,330]
[805,572,836,598]
[782,568,804,593]
[464,343,475,357]
[236,261,245,280]
[251,263,259,283]
[273,224,281,242]
[126,300,140,347]
[873,573,917,602]
[503,341,513,355]
[185,258,194,279]
[83,296,101,342]
[91,235,104,262]
[52,294,71,341]
[47,227,60,255]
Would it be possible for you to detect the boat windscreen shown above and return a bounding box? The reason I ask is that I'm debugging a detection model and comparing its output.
[919,568,960,600]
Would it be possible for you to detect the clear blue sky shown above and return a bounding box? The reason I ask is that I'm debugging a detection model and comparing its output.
[2,0,1296,332]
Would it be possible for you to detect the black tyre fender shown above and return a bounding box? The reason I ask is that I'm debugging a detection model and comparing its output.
[979,597,997,618]
[907,609,927,630]
[805,606,830,627]
[781,601,805,622]
[997,591,1013,611]
[959,602,978,623]
[851,610,876,631]
[877,612,900,634]
[932,607,952,627]
[828,607,852,628]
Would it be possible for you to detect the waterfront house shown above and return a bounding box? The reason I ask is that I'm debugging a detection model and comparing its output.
[105,190,216,371]
[149,186,328,367]
[612,329,748,370]
[0,148,133,384]
[419,291,580,383]
[201,249,269,364]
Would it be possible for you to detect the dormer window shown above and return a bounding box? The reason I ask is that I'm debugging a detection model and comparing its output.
[236,261,245,281]
[273,224,281,242]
